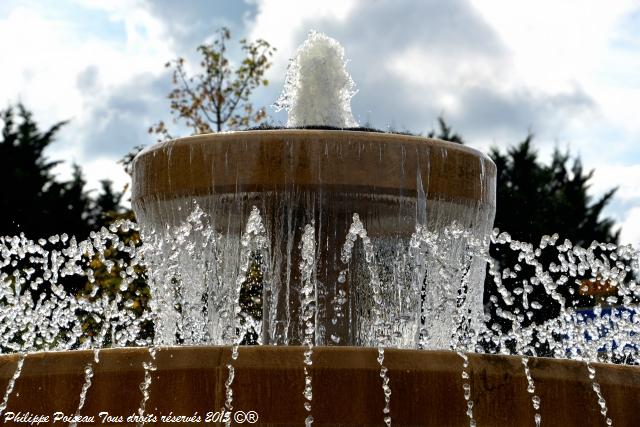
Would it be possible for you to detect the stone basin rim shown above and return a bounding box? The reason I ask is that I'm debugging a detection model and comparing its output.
[3,346,638,425]
[136,129,494,163]
[3,345,636,372]
[132,129,497,205]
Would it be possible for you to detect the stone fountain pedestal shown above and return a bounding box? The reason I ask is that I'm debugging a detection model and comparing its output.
[131,130,496,347]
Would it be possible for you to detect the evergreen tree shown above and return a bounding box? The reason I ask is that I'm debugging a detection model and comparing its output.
[431,121,620,332]
[1,104,80,237]
[430,120,618,249]
[88,179,125,229]
[427,116,465,144]
[488,136,619,330]
[0,105,143,347]
[0,104,122,238]
[490,136,617,247]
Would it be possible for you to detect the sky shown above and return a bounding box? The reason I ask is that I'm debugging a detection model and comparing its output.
[1,0,639,243]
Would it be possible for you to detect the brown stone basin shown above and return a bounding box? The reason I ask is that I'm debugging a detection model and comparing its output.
[0,347,638,426]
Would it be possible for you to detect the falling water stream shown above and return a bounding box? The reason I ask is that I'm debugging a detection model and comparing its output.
[587,361,613,426]
[457,351,475,427]
[0,354,24,416]
[299,223,316,426]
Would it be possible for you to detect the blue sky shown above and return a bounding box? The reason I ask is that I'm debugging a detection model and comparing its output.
[1,0,639,243]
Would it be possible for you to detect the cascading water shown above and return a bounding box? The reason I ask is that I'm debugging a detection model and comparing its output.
[0,207,638,423]
[0,30,638,426]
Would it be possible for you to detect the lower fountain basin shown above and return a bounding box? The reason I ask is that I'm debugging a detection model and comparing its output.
[1,347,638,426]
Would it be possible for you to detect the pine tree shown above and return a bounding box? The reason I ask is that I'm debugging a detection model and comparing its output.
[490,136,617,247]
[427,116,465,144]
[0,105,143,346]
[0,105,85,237]
[488,136,619,330]
[88,179,125,229]
[0,104,123,238]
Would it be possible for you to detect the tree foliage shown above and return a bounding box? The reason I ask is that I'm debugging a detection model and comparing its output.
[0,105,123,238]
[430,119,618,248]
[238,252,265,345]
[89,179,125,226]
[150,27,276,140]
[490,135,618,247]
[76,210,153,346]
[427,116,465,144]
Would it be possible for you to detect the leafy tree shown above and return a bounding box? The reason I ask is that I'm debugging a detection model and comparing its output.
[134,29,276,343]
[149,27,276,140]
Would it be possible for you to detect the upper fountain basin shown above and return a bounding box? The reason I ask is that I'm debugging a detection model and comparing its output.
[132,129,496,206]
[130,129,497,346]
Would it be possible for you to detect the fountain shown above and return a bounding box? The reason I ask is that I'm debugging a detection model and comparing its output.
[0,31,638,426]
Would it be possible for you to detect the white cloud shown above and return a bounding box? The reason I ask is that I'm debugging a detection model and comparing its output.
[469,0,636,91]
[620,206,640,246]
[387,44,509,90]
[247,0,359,82]
[0,1,175,189]
[591,164,640,245]
[593,165,640,202]
[470,0,640,165]
[0,7,84,123]
[1,0,639,244]
[84,156,130,194]
[243,0,640,243]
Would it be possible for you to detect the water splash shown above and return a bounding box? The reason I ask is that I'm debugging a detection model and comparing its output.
[0,354,25,416]
[70,362,94,427]
[0,203,639,423]
[224,207,268,424]
[224,346,238,427]
[275,30,358,128]
[521,356,541,426]
[377,348,392,426]
[299,223,316,425]
[587,362,613,426]
[137,346,157,426]
[457,352,476,427]
[0,207,638,358]
[342,214,393,425]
